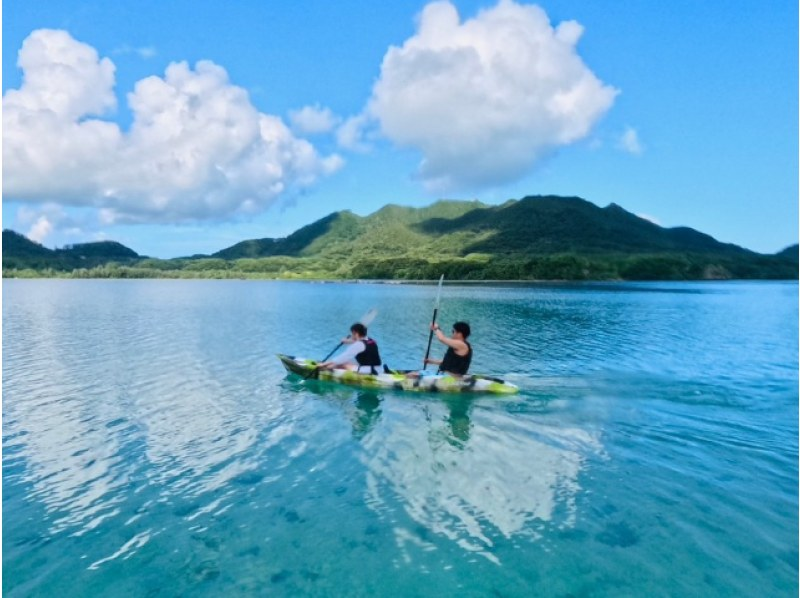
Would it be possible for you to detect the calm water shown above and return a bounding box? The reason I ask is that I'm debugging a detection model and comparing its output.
[3,279,797,597]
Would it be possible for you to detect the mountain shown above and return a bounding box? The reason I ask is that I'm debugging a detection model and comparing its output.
[3,229,54,259]
[3,196,797,280]
[211,200,487,259]
[2,229,140,271]
[211,196,756,260]
[775,244,799,258]
[201,195,797,280]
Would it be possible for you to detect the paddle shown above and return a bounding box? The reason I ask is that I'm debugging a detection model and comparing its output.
[422,275,445,370]
[304,308,378,379]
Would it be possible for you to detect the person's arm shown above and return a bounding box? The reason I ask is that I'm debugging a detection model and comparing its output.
[431,325,468,355]
[319,340,365,369]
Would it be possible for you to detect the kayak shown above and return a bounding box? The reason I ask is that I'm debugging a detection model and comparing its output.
[277,354,519,395]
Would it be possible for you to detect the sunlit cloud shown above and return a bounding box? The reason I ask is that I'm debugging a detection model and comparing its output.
[336,114,373,152]
[3,29,343,226]
[26,216,53,243]
[355,0,618,192]
[289,104,341,135]
[12,202,95,245]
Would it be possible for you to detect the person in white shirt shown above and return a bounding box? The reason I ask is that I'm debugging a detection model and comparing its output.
[318,323,382,374]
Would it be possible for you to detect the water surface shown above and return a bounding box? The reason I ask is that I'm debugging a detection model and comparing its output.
[3,280,797,596]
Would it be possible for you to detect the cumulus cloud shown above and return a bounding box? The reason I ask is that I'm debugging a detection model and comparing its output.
[336,113,374,152]
[27,216,54,243]
[289,104,340,135]
[618,126,643,155]
[3,29,343,224]
[362,0,618,191]
[14,203,85,244]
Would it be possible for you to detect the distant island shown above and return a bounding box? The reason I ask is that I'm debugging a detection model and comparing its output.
[3,195,797,281]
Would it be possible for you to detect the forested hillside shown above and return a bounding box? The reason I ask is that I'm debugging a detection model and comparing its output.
[4,196,797,280]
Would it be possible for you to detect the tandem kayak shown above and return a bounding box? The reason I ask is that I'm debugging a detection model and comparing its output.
[278,354,519,395]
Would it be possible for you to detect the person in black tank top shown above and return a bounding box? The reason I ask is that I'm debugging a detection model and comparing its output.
[424,321,472,376]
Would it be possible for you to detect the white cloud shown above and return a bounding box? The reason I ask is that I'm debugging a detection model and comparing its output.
[362,0,618,191]
[288,104,340,134]
[3,29,343,225]
[336,113,373,152]
[27,216,54,243]
[15,203,84,244]
[11,202,92,244]
[618,126,643,155]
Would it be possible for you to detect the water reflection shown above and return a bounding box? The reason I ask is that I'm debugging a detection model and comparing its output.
[2,292,268,545]
[359,397,603,564]
[295,381,385,440]
[291,378,602,565]
[442,396,473,446]
[352,392,383,440]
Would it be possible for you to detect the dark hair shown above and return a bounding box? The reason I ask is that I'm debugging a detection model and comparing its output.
[453,321,470,338]
[350,323,367,337]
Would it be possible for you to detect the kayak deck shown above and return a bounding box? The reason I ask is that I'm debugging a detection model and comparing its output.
[277,354,519,395]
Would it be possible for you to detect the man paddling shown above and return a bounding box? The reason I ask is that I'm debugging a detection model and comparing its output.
[425,321,472,376]
[318,323,383,374]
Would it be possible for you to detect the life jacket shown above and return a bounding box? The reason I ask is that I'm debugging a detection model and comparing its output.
[439,341,472,375]
[355,338,382,373]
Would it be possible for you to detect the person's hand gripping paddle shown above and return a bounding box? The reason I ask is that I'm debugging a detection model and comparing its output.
[304,308,378,379]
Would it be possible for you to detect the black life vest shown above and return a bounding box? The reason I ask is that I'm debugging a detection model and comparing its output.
[355,338,382,371]
[439,342,472,375]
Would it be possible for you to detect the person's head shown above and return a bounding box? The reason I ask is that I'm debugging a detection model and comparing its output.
[350,323,368,338]
[452,321,470,339]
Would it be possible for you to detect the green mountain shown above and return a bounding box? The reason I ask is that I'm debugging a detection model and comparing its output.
[204,195,795,280]
[212,196,754,259]
[2,229,140,271]
[211,199,487,260]
[3,196,798,280]
[3,229,53,259]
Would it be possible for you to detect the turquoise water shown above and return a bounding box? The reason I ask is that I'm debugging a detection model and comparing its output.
[3,279,797,596]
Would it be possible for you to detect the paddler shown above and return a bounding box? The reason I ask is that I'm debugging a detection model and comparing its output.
[425,321,472,376]
[318,323,383,374]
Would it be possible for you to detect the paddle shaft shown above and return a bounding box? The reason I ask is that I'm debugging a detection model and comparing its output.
[321,341,345,363]
[423,307,439,369]
[304,340,345,379]
[422,275,445,370]
[305,308,378,380]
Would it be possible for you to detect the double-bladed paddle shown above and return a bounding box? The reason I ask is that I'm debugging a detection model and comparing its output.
[304,308,378,379]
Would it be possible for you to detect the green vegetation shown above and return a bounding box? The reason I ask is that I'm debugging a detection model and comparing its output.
[4,196,798,280]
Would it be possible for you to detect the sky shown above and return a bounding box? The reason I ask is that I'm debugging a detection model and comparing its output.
[2,0,797,258]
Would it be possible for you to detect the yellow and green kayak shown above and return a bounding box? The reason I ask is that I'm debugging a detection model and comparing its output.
[278,354,519,395]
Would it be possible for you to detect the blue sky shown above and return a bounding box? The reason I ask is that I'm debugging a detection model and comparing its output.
[3,0,797,258]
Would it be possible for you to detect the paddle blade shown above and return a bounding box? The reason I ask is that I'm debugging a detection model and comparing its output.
[434,275,444,309]
[360,308,378,327]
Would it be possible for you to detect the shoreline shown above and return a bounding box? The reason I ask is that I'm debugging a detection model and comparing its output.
[3,275,796,284]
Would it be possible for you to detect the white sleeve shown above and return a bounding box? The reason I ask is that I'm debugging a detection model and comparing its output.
[330,340,365,366]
